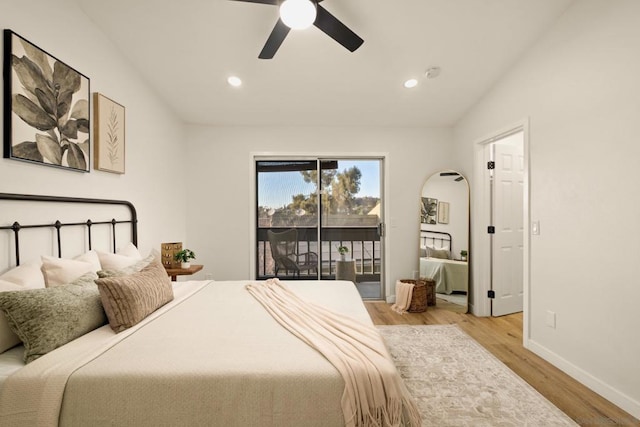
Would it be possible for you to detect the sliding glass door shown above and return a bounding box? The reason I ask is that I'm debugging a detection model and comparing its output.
[256,158,384,299]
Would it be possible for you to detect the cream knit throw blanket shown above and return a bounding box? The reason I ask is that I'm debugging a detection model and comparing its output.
[246,279,421,427]
[391,281,414,314]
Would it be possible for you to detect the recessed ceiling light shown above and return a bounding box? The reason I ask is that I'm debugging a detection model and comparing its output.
[404,78,418,89]
[227,76,242,87]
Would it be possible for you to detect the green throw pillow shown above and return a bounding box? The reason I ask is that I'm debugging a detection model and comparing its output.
[0,272,107,363]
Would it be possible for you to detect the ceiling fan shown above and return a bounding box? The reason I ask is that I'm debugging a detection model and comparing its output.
[230,0,364,59]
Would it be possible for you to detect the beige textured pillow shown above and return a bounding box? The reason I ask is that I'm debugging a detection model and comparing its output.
[95,260,174,333]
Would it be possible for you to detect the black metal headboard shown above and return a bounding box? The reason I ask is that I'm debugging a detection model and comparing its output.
[420,230,452,251]
[0,193,137,266]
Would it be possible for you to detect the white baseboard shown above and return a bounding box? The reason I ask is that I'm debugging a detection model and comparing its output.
[527,339,640,421]
[468,301,476,316]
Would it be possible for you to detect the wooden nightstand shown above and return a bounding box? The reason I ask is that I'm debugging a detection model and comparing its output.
[164,264,203,281]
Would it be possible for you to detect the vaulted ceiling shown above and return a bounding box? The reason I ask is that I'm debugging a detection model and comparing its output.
[76,0,573,127]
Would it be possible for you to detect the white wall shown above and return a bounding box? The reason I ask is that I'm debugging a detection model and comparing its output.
[0,0,187,260]
[184,125,452,299]
[453,0,640,418]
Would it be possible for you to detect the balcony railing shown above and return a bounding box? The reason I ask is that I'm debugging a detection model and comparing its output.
[256,227,381,281]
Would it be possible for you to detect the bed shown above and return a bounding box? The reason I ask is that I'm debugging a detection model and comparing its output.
[419,230,468,295]
[419,257,468,295]
[0,193,418,427]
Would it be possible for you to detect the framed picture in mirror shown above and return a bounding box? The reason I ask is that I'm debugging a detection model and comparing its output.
[437,201,450,224]
[421,197,437,224]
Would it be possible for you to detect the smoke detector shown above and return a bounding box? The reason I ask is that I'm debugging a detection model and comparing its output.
[425,67,441,79]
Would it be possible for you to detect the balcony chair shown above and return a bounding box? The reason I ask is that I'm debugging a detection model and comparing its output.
[267,229,318,278]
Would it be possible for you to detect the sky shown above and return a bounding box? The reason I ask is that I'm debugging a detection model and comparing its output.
[258,160,381,209]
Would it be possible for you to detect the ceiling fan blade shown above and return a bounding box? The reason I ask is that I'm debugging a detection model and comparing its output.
[229,0,279,5]
[259,18,291,59]
[314,4,364,52]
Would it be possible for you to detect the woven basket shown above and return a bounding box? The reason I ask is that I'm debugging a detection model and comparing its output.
[400,279,427,313]
[421,277,436,306]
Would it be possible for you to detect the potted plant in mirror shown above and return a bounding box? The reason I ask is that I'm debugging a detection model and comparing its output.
[174,249,196,269]
[460,250,468,262]
[337,245,349,261]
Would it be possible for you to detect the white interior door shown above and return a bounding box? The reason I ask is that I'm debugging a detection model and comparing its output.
[491,135,524,316]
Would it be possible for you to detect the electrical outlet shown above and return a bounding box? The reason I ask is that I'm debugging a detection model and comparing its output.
[546,310,556,329]
[204,273,214,280]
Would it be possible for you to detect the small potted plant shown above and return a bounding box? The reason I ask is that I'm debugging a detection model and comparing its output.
[174,249,196,269]
[460,250,468,262]
[337,245,349,261]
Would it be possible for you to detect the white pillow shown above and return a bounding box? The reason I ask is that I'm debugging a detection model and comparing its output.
[118,242,142,260]
[0,261,45,288]
[97,243,142,271]
[41,256,95,288]
[0,280,24,353]
[75,250,102,273]
[426,246,450,260]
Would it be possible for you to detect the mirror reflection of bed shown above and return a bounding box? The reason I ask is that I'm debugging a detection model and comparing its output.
[419,170,469,313]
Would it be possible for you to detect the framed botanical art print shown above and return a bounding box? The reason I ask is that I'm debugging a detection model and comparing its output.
[3,30,90,172]
[93,93,125,174]
[437,201,450,224]
[421,197,438,224]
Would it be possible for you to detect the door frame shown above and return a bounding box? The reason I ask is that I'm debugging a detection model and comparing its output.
[472,119,531,346]
[249,152,388,299]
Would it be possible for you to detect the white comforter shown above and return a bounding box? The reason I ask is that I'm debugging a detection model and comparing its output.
[420,257,468,294]
[0,280,373,427]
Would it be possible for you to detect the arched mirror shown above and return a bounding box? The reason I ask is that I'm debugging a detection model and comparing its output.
[419,170,469,313]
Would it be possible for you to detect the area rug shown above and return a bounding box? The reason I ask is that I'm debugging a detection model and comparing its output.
[378,324,578,426]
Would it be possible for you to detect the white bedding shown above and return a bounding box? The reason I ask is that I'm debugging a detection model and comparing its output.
[420,257,468,294]
[0,279,373,427]
[0,347,23,386]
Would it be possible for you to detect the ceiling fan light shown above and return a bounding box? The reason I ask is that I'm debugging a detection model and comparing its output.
[280,0,317,30]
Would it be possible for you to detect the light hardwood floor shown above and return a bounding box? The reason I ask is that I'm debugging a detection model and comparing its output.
[365,301,640,427]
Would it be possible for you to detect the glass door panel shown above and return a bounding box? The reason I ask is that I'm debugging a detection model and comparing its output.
[256,160,319,279]
[319,159,383,299]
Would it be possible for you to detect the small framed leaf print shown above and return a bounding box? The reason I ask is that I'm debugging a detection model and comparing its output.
[3,30,90,172]
[93,93,125,174]
[437,201,450,224]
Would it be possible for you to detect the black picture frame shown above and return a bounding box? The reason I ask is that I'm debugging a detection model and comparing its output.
[3,30,90,172]
[421,197,438,224]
